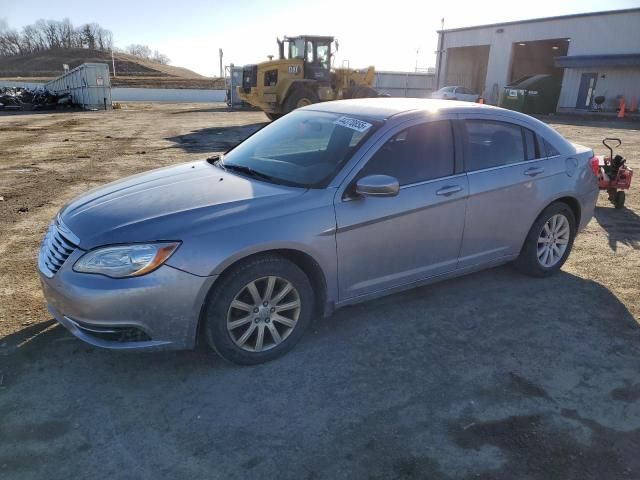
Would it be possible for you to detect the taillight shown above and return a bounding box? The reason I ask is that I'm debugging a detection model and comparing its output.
[590,156,600,176]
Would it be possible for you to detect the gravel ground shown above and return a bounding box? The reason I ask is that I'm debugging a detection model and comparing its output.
[0,104,639,479]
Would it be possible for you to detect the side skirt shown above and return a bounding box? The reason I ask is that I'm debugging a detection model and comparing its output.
[332,254,518,310]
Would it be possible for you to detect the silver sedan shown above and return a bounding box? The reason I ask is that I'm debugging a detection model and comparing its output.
[38,98,599,364]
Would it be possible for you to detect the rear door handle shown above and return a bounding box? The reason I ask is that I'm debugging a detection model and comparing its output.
[524,167,545,177]
[436,185,462,196]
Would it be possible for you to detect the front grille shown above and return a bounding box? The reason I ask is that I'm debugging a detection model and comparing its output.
[38,221,78,277]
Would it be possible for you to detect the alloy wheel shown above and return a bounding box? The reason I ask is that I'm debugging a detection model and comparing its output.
[226,276,301,352]
[537,214,570,268]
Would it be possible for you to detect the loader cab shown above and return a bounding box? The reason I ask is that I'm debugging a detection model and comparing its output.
[279,35,334,83]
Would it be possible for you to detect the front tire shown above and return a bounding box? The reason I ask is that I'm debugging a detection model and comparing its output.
[514,202,576,277]
[203,254,314,365]
[283,87,318,114]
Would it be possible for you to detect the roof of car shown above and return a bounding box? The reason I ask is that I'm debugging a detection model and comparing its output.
[301,98,571,150]
[303,97,501,121]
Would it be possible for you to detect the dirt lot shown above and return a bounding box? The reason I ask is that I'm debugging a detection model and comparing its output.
[0,104,639,479]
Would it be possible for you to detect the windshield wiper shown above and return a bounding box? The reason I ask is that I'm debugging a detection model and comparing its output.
[222,163,276,182]
[207,155,223,166]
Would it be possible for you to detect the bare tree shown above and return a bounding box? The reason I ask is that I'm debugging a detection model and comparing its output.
[126,43,152,58]
[0,29,23,55]
[152,49,170,64]
[21,24,42,52]
[96,27,113,51]
[79,23,97,49]
[125,44,170,64]
[41,19,62,49]
[60,18,74,49]
[0,18,116,57]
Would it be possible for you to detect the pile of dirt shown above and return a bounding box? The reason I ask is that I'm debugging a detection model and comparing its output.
[0,48,203,78]
[0,48,226,89]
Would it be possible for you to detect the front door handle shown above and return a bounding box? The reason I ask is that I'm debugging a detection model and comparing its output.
[436,185,462,196]
[524,167,545,177]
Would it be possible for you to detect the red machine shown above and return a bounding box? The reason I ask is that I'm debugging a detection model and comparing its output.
[593,138,633,209]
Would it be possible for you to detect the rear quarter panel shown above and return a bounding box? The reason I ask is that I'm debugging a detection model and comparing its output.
[568,143,599,230]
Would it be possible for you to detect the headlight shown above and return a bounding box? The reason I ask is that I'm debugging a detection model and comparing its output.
[73,242,180,278]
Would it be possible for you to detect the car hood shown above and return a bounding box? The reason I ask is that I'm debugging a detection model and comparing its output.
[60,160,305,248]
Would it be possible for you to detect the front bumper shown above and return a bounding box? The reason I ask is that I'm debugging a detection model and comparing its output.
[39,250,216,351]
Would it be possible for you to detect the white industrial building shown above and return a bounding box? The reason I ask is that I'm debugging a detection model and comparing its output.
[435,7,640,112]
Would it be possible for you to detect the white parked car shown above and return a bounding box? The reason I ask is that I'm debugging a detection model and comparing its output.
[432,86,480,102]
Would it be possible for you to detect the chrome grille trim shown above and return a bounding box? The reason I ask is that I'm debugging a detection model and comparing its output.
[56,214,81,245]
[38,219,79,278]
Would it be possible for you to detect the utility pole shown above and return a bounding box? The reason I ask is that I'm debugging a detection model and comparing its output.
[219,48,223,78]
[415,47,420,72]
[111,48,116,77]
[435,18,445,89]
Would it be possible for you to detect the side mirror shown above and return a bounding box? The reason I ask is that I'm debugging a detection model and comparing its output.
[355,175,399,197]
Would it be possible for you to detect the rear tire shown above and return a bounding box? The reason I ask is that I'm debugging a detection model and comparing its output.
[514,202,576,278]
[203,254,315,365]
[614,191,625,209]
[283,87,318,114]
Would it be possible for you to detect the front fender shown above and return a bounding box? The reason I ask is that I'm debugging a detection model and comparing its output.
[165,189,339,304]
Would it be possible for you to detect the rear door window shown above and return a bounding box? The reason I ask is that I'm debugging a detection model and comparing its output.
[542,138,561,157]
[360,120,455,186]
[523,128,543,160]
[464,120,526,171]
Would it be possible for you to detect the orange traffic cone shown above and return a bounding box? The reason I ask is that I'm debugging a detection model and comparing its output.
[630,96,638,113]
[618,97,626,118]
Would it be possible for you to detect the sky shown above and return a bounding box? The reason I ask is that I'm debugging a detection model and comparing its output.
[1,0,638,76]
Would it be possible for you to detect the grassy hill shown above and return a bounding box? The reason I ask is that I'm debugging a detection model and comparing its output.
[0,48,225,89]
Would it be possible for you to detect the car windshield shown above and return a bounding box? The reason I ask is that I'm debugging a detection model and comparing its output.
[438,86,456,93]
[218,110,380,188]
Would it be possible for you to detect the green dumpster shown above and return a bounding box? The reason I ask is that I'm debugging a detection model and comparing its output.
[499,74,562,114]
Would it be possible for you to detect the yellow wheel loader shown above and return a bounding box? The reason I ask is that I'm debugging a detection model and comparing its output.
[236,35,379,120]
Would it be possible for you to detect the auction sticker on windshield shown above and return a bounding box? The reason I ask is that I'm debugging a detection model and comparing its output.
[334,116,372,133]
